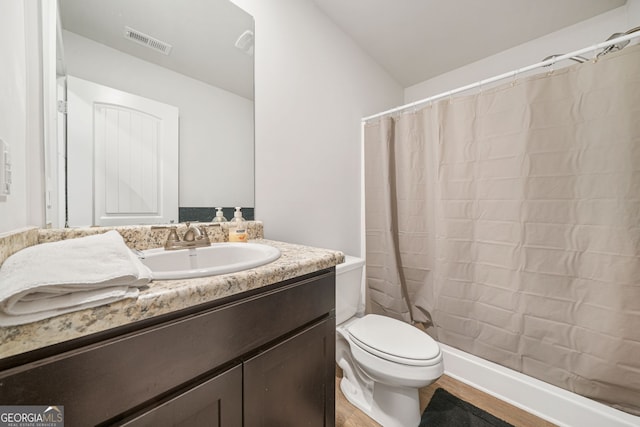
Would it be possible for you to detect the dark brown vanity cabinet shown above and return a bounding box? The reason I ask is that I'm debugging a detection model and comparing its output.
[0,269,336,427]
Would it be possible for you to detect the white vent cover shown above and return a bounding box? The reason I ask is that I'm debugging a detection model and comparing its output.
[124,27,172,55]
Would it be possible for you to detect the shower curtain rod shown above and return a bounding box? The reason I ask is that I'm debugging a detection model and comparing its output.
[362,31,640,122]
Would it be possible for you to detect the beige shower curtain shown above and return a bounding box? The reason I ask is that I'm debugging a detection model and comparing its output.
[364,111,436,324]
[364,45,640,415]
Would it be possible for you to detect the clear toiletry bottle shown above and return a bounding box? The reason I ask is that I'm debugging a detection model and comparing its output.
[212,207,227,223]
[228,207,248,242]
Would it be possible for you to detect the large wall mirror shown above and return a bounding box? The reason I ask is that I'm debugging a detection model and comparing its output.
[46,0,254,227]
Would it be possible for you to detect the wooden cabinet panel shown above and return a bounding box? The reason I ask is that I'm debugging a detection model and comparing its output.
[244,317,336,427]
[118,364,242,427]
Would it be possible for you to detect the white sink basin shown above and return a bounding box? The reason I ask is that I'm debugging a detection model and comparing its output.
[140,243,281,280]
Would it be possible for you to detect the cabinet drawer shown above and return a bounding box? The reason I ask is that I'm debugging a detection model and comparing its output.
[0,270,335,426]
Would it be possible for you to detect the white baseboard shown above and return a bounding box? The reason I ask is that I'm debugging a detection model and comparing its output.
[440,343,640,427]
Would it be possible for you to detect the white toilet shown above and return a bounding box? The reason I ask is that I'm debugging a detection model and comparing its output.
[335,256,444,427]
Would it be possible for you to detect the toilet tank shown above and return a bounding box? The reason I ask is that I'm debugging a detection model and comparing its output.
[335,255,366,324]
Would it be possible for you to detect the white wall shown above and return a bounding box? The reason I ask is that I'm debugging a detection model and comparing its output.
[63,30,254,208]
[230,0,403,256]
[405,0,640,102]
[0,0,44,234]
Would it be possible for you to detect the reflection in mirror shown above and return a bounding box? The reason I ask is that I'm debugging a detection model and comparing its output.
[49,0,254,227]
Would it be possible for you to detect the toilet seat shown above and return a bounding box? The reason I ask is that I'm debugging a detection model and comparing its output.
[347,314,441,367]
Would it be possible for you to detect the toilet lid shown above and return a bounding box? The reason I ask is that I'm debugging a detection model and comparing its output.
[347,314,440,365]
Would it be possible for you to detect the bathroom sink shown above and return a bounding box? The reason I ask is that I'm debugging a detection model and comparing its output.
[139,243,281,280]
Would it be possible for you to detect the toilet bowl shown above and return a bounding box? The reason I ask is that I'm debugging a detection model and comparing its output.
[336,256,444,427]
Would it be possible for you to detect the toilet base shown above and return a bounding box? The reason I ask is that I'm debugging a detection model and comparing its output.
[340,375,421,427]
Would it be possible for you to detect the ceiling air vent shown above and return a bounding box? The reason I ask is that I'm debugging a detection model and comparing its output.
[124,27,172,55]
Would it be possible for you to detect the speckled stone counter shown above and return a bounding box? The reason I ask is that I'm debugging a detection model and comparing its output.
[0,234,344,360]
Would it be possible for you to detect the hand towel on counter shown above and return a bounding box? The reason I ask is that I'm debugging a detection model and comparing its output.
[0,230,151,326]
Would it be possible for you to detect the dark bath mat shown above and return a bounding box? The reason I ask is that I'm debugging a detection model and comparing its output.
[419,388,515,427]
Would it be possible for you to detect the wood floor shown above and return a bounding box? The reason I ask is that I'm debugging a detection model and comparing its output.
[336,373,557,427]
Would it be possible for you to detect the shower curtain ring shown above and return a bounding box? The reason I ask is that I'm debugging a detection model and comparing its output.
[547,61,555,75]
[511,70,518,87]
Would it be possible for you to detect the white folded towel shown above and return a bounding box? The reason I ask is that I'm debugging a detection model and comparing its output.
[0,230,151,326]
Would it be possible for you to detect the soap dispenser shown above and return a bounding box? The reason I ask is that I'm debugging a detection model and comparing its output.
[228,207,248,242]
[211,207,227,223]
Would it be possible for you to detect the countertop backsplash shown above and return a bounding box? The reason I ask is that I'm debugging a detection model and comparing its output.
[38,221,264,250]
[0,221,265,268]
[0,227,40,266]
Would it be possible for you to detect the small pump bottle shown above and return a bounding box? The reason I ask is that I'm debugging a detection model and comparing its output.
[211,207,227,223]
[228,207,248,242]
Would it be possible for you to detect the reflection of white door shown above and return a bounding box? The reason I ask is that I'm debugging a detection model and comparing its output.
[67,76,179,226]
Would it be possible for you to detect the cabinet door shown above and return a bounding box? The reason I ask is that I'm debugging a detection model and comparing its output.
[244,317,335,427]
[118,364,242,427]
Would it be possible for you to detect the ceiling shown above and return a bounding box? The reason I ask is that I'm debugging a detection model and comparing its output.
[312,0,627,87]
[59,0,255,99]
[58,0,627,95]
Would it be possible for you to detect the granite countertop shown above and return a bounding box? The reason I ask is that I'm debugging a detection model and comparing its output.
[0,239,344,360]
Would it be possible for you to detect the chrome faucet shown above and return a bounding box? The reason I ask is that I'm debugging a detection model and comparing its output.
[183,222,210,245]
[152,222,213,250]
